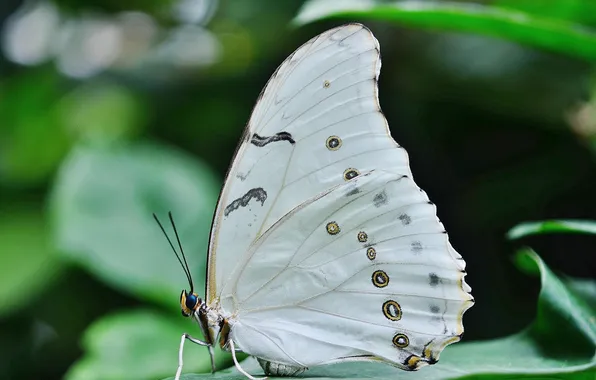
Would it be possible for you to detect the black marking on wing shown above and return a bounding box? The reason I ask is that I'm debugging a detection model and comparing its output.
[398,213,412,225]
[251,132,295,147]
[346,185,360,197]
[402,355,420,371]
[440,301,449,334]
[224,188,267,217]
[411,241,423,254]
[429,273,440,287]
[422,341,439,364]
[373,190,387,207]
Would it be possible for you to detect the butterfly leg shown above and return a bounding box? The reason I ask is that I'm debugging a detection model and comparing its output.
[207,345,216,373]
[175,333,211,380]
[229,339,268,380]
[196,312,217,373]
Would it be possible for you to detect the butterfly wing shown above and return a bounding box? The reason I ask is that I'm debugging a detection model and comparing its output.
[206,24,411,303]
[220,170,473,369]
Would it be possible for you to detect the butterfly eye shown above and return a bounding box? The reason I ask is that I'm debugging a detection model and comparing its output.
[179,291,191,317]
[185,293,199,310]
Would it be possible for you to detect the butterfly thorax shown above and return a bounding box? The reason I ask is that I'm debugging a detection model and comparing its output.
[193,299,234,350]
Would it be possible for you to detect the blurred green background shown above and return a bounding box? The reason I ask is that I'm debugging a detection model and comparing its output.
[1,0,595,379]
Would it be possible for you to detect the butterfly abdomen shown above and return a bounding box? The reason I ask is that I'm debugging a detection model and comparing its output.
[256,358,307,377]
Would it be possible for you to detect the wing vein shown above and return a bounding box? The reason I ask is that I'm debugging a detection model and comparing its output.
[233,178,381,305]
[283,146,396,188]
[255,27,364,127]
[256,50,377,134]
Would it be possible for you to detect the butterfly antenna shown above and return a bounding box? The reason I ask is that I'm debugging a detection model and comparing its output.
[153,213,194,292]
[168,212,195,293]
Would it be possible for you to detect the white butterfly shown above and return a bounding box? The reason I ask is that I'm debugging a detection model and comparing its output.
[156,23,474,380]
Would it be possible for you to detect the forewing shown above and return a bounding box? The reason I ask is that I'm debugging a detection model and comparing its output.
[206,24,410,303]
[222,171,474,369]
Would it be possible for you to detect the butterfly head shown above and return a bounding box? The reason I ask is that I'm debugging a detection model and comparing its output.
[180,289,202,317]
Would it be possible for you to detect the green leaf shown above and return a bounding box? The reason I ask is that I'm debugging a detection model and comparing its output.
[566,278,596,314]
[65,309,232,380]
[50,141,220,309]
[0,207,63,316]
[0,70,70,187]
[53,0,176,14]
[514,249,596,352]
[162,249,596,380]
[55,82,147,144]
[293,0,596,61]
[508,219,596,239]
[495,0,596,26]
